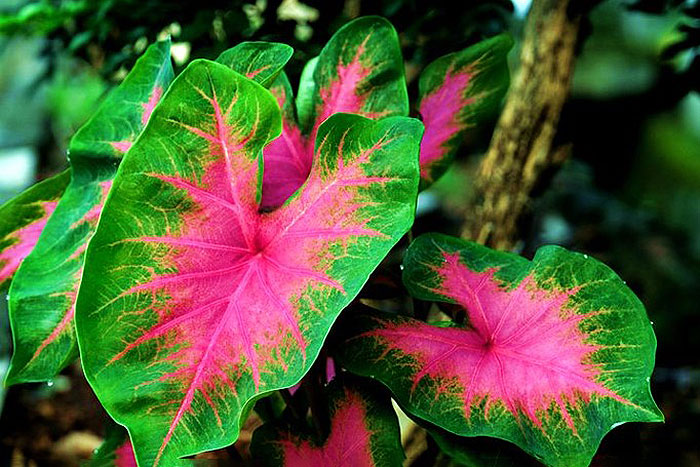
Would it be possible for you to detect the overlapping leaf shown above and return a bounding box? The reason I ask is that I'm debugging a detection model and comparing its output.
[251,378,404,466]
[91,421,137,467]
[338,233,663,467]
[216,41,293,87]
[5,39,294,385]
[75,59,421,465]
[0,170,70,289]
[417,35,511,185]
[261,16,409,208]
[4,40,174,385]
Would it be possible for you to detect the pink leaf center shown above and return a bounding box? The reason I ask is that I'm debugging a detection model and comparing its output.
[368,252,633,432]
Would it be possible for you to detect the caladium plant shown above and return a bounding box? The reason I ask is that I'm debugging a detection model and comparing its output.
[338,233,663,467]
[1,15,661,467]
[4,39,293,385]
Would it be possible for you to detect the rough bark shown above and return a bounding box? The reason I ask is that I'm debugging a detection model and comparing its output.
[461,0,582,250]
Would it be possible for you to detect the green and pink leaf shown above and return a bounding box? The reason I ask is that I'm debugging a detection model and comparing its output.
[418,34,512,185]
[5,40,174,385]
[69,40,174,159]
[261,16,408,209]
[0,170,70,289]
[216,41,293,88]
[338,233,663,467]
[75,59,421,465]
[251,379,404,466]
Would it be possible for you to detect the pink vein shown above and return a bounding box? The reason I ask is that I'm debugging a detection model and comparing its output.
[155,175,239,213]
[30,307,75,362]
[411,346,458,392]
[281,227,386,240]
[263,254,345,294]
[129,261,251,291]
[230,269,259,389]
[453,271,492,336]
[464,350,488,416]
[489,282,528,343]
[211,87,236,201]
[494,353,517,416]
[109,295,232,364]
[137,237,249,252]
[154,267,254,466]
[255,266,306,360]
[496,298,567,348]
[370,328,484,352]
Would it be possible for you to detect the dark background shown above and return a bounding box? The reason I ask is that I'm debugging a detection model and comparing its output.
[0,0,698,465]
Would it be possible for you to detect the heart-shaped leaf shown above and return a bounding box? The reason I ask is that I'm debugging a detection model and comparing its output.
[4,40,174,385]
[0,170,70,289]
[75,59,421,465]
[338,233,663,467]
[261,16,409,208]
[251,378,404,466]
[418,34,511,186]
[216,41,293,87]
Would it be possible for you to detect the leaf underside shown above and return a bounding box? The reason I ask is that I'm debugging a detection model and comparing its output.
[338,233,663,467]
[75,58,421,465]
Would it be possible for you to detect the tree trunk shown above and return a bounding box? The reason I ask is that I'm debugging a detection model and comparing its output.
[461,0,582,250]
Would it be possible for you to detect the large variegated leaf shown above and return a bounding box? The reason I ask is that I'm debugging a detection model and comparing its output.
[418,35,511,186]
[5,39,295,385]
[251,379,404,466]
[75,59,421,465]
[338,233,663,467]
[0,170,70,289]
[4,40,174,385]
[216,41,293,87]
[261,16,408,208]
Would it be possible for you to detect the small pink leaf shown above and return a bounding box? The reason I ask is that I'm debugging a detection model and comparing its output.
[261,73,309,208]
[251,379,403,466]
[417,34,511,185]
[339,233,663,467]
[261,16,408,209]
